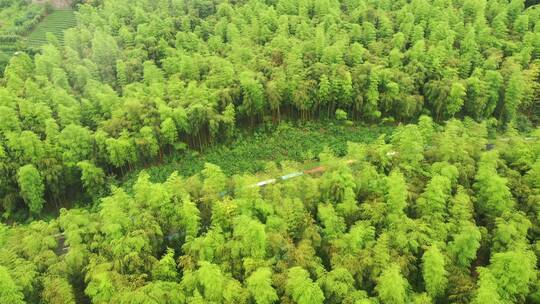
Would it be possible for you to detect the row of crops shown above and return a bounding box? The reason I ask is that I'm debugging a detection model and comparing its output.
[0,38,19,75]
[0,2,76,75]
[26,9,77,49]
[0,1,48,71]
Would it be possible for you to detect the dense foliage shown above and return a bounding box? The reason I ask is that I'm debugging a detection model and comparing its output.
[2,0,540,219]
[1,1,540,302]
[0,119,539,303]
[0,0,45,36]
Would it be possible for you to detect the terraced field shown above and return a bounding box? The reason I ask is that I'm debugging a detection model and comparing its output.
[26,9,76,48]
[1,9,76,74]
[0,2,44,73]
[0,43,17,74]
[0,42,17,57]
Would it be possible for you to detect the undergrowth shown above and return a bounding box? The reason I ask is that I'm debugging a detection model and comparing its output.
[122,120,394,188]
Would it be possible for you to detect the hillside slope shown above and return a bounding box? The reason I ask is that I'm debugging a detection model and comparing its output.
[26,9,77,48]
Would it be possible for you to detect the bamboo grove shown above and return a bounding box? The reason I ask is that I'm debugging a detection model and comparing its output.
[1,0,540,217]
[0,0,540,303]
[1,119,539,303]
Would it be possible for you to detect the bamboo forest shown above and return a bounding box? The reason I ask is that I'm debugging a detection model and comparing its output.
[0,0,540,303]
